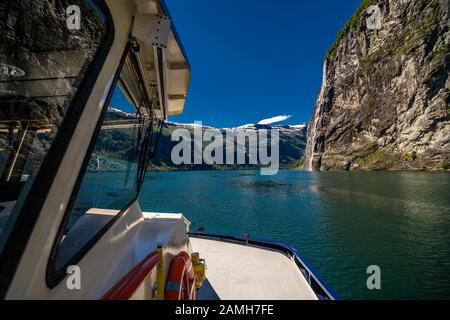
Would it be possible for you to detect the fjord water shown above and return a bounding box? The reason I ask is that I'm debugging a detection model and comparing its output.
[139,170,450,299]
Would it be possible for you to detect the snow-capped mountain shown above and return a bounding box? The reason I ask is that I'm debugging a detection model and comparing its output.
[103,109,308,170]
[149,121,308,170]
[165,120,306,133]
[106,107,139,119]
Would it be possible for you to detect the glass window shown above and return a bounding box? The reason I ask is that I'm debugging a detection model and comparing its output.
[0,1,107,250]
[53,50,152,271]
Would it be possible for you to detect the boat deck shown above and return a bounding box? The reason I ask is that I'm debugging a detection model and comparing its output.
[190,237,318,300]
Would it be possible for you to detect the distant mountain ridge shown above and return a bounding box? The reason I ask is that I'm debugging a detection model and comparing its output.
[100,108,308,171]
[150,120,308,171]
[164,121,307,131]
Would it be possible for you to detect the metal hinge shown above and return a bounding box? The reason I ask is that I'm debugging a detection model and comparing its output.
[132,13,171,48]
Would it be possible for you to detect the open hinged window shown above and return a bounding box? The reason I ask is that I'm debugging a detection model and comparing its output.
[47,41,164,286]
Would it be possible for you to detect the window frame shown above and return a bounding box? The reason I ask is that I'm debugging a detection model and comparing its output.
[0,0,115,298]
[46,41,154,288]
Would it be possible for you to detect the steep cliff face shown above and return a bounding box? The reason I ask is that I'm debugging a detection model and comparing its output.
[306,0,450,171]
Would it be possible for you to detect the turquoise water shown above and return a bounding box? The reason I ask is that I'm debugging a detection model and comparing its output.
[139,170,450,300]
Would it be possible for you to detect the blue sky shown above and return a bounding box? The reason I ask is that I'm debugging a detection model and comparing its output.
[114,1,363,127]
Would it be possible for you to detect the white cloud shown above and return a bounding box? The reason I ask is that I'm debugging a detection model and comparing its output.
[257,115,292,125]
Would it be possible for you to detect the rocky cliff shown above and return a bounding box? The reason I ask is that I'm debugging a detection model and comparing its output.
[306,0,450,171]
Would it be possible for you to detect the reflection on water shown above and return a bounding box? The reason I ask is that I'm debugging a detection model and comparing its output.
[139,170,450,299]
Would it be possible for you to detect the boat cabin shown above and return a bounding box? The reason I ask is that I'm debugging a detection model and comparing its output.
[0,0,335,300]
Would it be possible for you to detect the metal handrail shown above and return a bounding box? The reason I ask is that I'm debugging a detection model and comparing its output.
[101,250,160,300]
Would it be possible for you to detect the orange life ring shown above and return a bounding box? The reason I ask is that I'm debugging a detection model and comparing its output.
[179,252,195,282]
[179,251,196,300]
[165,252,196,300]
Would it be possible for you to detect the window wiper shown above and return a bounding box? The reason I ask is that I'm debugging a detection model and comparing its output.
[149,119,164,159]
[123,116,140,189]
[136,119,153,191]
[136,118,164,191]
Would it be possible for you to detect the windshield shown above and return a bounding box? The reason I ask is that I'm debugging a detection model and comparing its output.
[0,1,107,248]
[48,46,157,278]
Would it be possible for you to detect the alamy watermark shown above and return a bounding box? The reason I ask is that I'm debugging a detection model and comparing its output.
[366,265,381,290]
[366,4,382,30]
[170,122,280,176]
[66,265,81,290]
[66,5,81,30]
